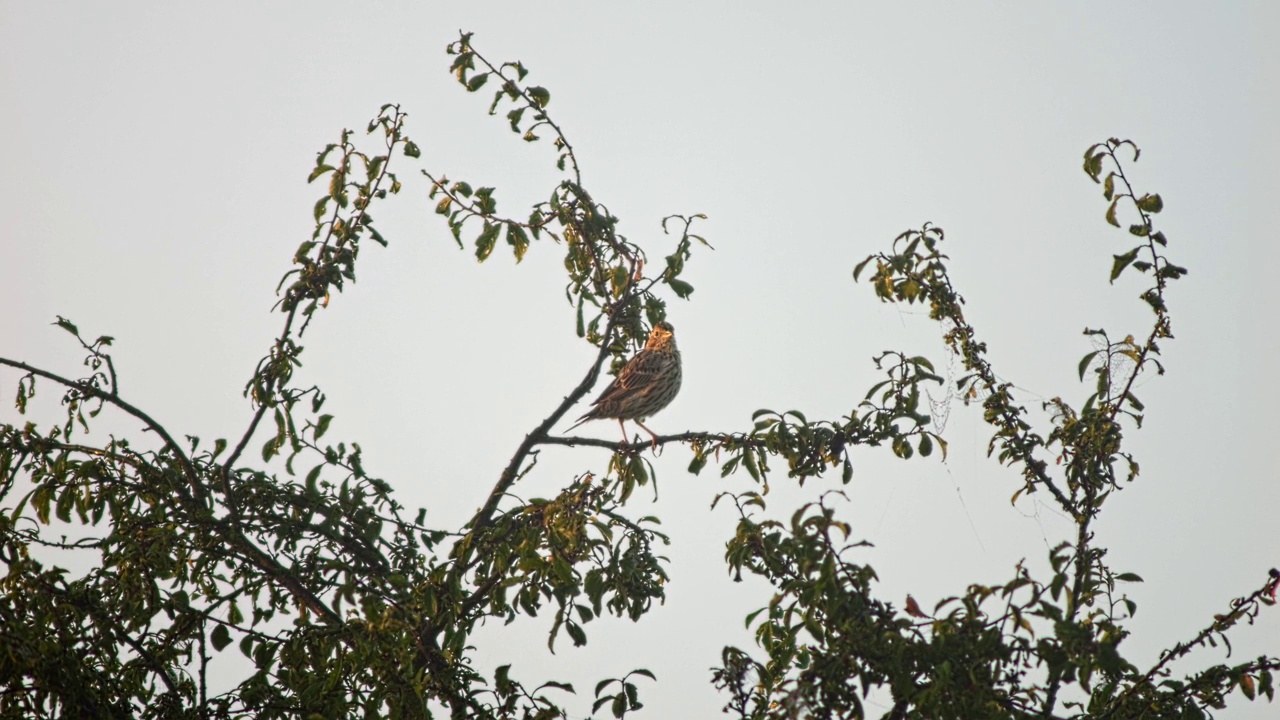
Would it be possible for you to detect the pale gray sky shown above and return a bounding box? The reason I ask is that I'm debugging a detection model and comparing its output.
[3,2,1278,718]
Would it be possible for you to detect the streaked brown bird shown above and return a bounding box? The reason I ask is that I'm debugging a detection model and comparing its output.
[566,321,682,448]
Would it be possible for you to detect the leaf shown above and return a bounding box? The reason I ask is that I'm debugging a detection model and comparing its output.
[403,140,421,158]
[507,107,526,132]
[307,164,334,183]
[54,316,79,336]
[313,197,330,222]
[1115,572,1144,583]
[1082,144,1103,180]
[566,621,587,647]
[475,223,500,262]
[852,255,875,281]
[506,224,530,262]
[262,436,280,462]
[668,278,694,298]
[1105,199,1120,227]
[211,624,232,652]
[1077,351,1100,381]
[1136,193,1163,213]
[527,86,551,108]
[687,453,707,475]
[315,414,333,440]
[466,73,489,92]
[1110,248,1140,284]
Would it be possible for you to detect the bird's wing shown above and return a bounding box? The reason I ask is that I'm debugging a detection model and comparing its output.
[590,350,665,407]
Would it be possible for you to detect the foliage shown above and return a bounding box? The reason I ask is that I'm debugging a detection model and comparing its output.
[1,32,1276,720]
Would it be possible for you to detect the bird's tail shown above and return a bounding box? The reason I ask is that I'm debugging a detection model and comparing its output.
[563,414,592,434]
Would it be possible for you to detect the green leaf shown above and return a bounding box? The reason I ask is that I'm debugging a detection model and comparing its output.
[918,433,933,457]
[1110,248,1140,284]
[852,256,876,281]
[1082,144,1103,180]
[211,624,232,652]
[506,223,530,262]
[475,223,500,262]
[566,621,587,647]
[1078,351,1100,381]
[307,164,334,183]
[466,73,489,92]
[1115,572,1144,583]
[528,86,551,108]
[1136,193,1163,213]
[507,107,526,132]
[55,486,73,523]
[315,414,333,440]
[305,464,322,491]
[668,278,694,299]
[313,196,330,222]
[403,140,421,158]
[687,453,707,475]
[54,316,80,336]
[531,675,574,694]
[1105,198,1120,227]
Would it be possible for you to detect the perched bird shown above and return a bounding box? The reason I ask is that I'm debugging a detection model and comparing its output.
[566,321,682,449]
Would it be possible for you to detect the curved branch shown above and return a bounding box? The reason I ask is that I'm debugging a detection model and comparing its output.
[0,357,201,495]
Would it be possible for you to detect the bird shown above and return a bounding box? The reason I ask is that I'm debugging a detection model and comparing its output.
[566,321,682,449]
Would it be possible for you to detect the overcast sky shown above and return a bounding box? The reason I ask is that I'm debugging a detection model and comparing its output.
[3,2,1278,718]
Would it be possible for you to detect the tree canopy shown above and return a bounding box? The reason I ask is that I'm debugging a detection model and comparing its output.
[1,32,1276,720]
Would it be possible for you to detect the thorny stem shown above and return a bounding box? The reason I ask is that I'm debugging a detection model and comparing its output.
[454,31,583,187]
[1100,569,1280,718]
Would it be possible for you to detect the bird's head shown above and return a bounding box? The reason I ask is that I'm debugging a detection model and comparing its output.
[645,321,677,351]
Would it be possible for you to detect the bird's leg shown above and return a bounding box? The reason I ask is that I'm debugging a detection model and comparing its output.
[636,421,661,453]
[616,419,630,450]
